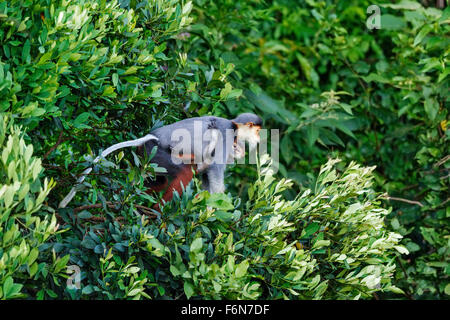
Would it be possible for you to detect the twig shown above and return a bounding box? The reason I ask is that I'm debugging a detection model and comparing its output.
[440,173,450,180]
[399,184,419,192]
[435,197,450,209]
[73,202,119,213]
[134,204,158,217]
[433,155,450,168]
[230,210,253,227]
[43,131,68,160]
[396,257,415,300]
[73,201,157,218]
[340,57,367,91]
[384,196,424,207]
[64,201,157,228]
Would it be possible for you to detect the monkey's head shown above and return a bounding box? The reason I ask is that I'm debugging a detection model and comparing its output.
[232,113,263,147]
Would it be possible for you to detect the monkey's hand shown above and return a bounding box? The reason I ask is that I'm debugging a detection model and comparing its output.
[196,162,210,173]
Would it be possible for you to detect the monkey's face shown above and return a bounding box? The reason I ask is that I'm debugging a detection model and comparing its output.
[233,141,245,159]
[236,122,261,147]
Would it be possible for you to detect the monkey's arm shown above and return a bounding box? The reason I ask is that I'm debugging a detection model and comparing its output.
[205,164,226,194]
[58,134,158,209]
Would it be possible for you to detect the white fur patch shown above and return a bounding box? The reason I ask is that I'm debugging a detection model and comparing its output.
[236,125,260,146]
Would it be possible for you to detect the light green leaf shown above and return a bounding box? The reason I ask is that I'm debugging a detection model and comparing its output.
[424,98,439,121]
[414,25,432,46]
[190,238,203,253]
[235,260,249,278]
[184,281,194,299]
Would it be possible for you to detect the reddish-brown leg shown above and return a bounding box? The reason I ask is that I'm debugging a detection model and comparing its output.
[151,165,195,212]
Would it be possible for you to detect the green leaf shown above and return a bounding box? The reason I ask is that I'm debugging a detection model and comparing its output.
[77,210,93,219]
[382,1,422,10]
[28,248,39,266]
[81,238,96,249]
[301,222,319,239]
[244,89,286,120]
[73,112,90,128]
[414,25,432,46]
[380,14,407,30]
[220,83,232,100]
[424,98,439,121]
[394,246,409,255]
[206,193,234,211]
[3,277,22,299]
[128,288,141,296]
[102,86,117,97]
[445,283,450,296]
[406,242,421,253]
[213,210,234,222]
[340,103,353,115]
[362,73,389,83]
[3,186,14,208]
[112,73,119,87]
[296,53,318,87]
[184,281,194,299]
[82,285,94,295]
[312,240,330,249]
[280,135,293,163]
[389,286,405,295]
[3,277,13,298]
[22,39,31,62]
[235,260,249,278]
[227,88,243,100]
[170,265,181,276]
[29,262,38,277]
[190,238,203,253]
[148,237,165,257]
[306,125,319,147]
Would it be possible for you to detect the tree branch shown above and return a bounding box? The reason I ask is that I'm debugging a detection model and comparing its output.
[384,196,424,207]
[43,131,68,160]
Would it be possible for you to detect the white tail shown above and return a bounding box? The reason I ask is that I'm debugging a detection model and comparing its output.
[58,134,158,209]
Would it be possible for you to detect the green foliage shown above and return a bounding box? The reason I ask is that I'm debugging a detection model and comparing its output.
[234,157,406,299]
[48,157,406,300]
[1,0,191,124]
[0,115,66,299]
[184,0,449,299]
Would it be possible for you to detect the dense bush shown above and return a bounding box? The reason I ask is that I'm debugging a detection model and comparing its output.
[0,0,447,300]
[42,157,406,300]
[184,0,449,299]
[0,115,66,299]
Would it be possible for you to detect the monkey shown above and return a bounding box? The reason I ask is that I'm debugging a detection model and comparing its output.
[58,113,263,211]
[141,113,262,210]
